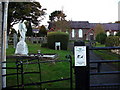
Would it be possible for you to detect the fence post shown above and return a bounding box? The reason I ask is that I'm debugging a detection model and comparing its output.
[74,41,90,90]
[16,60,19,89]
[20,61,24,89]
[69,55,73,90]
[66,55,73,90]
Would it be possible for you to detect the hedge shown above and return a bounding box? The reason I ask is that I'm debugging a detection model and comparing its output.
[116,31,120,36]
[105,36,120,47]
[47,32,69,50]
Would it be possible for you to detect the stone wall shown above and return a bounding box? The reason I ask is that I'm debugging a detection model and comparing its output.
[26,37,47,44]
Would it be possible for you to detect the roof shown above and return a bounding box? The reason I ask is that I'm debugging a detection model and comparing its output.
[70,21,120,31]
[102,23,120,31]
[32,29,39,31]
[90,23,120,31]
[69,21,90,29]
[32,29,39,33]
[48,21,120,31]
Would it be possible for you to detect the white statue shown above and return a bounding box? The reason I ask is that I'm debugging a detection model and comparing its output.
[15,20,28,55]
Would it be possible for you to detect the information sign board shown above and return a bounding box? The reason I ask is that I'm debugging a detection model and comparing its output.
[74,46,87,66]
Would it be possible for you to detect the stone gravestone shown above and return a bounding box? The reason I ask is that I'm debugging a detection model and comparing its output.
[15,20,28,55]
[13,32,17,48]
[55,42,61,50]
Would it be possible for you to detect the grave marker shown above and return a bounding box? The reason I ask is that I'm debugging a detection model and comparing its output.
[55,42,61,50]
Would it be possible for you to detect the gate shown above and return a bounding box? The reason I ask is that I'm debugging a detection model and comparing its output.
[89,47,120,90]
[2,54,73,89]
[74,40,120,90]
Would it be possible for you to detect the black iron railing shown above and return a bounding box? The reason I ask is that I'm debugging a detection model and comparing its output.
[2,55,73,89]
[89,46,120,89]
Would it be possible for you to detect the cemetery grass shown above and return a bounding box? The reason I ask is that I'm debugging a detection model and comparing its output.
[6,43,74,89]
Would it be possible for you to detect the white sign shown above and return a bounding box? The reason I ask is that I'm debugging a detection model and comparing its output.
[55,42,60,46]
[55,42,61,50]
[74,46,87,66]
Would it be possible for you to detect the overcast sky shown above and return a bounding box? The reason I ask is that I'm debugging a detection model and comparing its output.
[37,0,120,25]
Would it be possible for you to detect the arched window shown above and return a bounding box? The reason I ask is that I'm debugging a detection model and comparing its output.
[72,29,75,38]
[114,31,117,35]
[106,31,110,36]
[79,29,83,38]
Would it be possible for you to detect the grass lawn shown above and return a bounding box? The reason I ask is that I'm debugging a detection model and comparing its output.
[6,43,74,89]
[93,42,120,61]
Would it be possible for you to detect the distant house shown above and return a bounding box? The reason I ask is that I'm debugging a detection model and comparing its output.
[69,21,90,40]
[32,29,39,33]
[102,23,120,36]
[48,21,120,41]
[69,21,120,40]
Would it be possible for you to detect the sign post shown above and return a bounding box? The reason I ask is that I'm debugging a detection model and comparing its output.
[74,41,89,90]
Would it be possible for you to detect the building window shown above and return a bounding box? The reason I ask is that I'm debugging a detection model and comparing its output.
[78,29,83,38]
[106,31,110,36]
[114,31,117,35]
[72,29,75,38]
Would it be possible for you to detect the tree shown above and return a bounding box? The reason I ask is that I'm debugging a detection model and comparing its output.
[115,21,120,23]
[8,2,46,35]
[96,32,107,44]
[37,25,47,37]
[53,20,70,32]
[25,21,33,37]
[105,36,120,47]
[94,24,105,37]
[49,10,66,22]
[48,10,70,32]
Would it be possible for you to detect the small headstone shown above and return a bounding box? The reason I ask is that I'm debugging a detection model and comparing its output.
[55,42,61,50]
[13,33,18,48]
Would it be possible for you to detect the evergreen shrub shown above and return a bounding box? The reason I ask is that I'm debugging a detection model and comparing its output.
[47,32,69,50]
[116,31,120,36]
[96,32,107,44]
[105,36,120,47]
[41,43,48,48]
